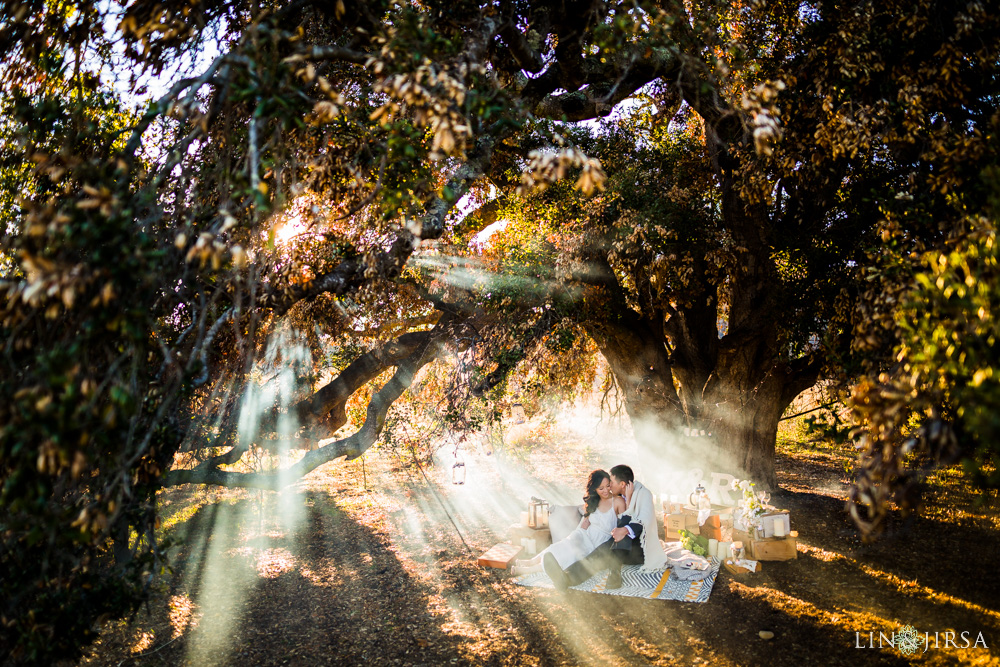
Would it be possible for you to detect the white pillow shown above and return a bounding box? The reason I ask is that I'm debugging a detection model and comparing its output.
[547,504,582,543]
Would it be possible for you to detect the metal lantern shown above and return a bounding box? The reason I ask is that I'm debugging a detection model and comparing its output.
[528,496,549,529]
[452,451,466,485]
[512,403,527,424]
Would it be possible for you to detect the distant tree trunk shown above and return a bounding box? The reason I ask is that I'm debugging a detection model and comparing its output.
[587,312,685,446]
[701,367,787,489]
[112,517,131,566]
[589,309,819,490]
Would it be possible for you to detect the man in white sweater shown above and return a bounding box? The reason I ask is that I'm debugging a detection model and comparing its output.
[544,464,667,590]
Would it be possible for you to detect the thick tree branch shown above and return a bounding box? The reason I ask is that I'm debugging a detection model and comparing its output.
[586,309,682,414]
[284,329,437,433]
[498,22,544,73]
[779,353,824,407]
[162,315,455,489]
[452,198,502,238]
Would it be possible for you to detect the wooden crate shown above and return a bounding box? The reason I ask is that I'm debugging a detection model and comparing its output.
[699,524,724,541]
[664,513,699,540]
[751,534,797,561]
[733,529,798,561]
[477,542,523,569]
[723,559,761,576]
[509,524,551,555]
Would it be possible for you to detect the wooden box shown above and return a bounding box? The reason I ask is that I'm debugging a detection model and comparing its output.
[664,513,699,540]
[723,559,761,576]
[699,524,724,541]
[689,505,735,524]
[736,530,798,561]
[663,503,737,540]
[752,536,797,561]
[509,523,552,555]
[477,542,523,569]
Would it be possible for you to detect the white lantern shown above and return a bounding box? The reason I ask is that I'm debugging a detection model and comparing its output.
[452,452,466,485]
[528,497,549,528]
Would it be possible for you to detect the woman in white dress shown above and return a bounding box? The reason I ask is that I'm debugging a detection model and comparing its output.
[512,470,625,575]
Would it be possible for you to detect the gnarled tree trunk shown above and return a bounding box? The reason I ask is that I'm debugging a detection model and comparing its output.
[589,306,819,490]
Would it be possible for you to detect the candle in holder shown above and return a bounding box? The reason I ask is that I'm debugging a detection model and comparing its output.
[773,517,787,537]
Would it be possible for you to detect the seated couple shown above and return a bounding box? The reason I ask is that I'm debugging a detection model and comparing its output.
[514,465,667,590]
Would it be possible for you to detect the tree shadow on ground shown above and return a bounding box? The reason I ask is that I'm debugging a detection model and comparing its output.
[393,449,999,665]
[81,491,496,666]
[204,490,484,666]
[778,488,1000,614]
[535,582,919,667]
[82,448,998,666]
[360,461,925,666]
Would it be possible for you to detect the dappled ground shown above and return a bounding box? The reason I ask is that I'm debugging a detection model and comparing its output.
[79,422,1000,666]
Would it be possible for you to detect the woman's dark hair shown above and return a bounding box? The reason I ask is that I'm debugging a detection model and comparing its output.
[583,469,610,516]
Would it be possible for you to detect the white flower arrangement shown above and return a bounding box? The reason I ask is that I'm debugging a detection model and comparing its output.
[732,478,768,531]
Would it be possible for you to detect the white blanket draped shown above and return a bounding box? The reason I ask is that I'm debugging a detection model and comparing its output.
[625,480,667,572]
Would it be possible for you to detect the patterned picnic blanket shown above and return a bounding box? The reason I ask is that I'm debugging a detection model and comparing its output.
[514,557,721,603]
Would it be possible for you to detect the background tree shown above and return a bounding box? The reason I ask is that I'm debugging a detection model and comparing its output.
[849,158,1000,537]
[438,0,1000,491]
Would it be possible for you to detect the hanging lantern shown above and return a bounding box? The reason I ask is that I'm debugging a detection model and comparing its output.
[528,496,549,529]
[512,403,527,424]
[452,451,466,485]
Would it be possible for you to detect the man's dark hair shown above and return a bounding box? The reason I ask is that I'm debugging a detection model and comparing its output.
[610,464,634,484]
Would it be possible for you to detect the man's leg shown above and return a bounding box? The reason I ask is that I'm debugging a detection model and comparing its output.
[564,539,616,586]
[619,539,645,565]
[542,553,569,591]
[606,540,645,589]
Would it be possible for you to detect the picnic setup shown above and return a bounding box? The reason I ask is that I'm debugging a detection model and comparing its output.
[478,475,798,604]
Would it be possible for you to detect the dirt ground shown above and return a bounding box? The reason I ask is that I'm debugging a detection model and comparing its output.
[79,423,1000,666]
